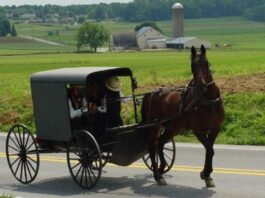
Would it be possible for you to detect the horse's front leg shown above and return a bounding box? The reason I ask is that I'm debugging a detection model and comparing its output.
[195,130,218,188]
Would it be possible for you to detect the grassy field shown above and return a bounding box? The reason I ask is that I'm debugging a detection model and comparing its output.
[0,37,75,55]
[11,17,265,52]
[0,17,264,145]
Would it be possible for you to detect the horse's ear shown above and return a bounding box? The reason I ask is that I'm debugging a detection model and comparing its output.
[201,45,206,57]
[191,46,196,60]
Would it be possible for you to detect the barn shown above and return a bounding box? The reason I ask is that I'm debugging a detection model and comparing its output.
[110,32,137,50]
[166,37,211,49]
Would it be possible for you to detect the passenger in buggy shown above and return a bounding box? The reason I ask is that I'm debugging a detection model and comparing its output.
[68,85,88,130]
[86,80,107,145]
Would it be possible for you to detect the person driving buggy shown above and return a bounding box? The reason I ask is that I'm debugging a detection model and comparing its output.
[104,76,124,128]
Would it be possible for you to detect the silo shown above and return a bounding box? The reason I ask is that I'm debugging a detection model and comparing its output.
[172,2,184,38]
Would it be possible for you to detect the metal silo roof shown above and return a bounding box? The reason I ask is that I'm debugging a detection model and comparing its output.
[172,3,184,9]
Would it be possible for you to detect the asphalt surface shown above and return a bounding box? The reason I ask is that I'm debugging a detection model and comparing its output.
[0,133,264,198]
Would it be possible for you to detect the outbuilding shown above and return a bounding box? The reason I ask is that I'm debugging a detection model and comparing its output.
[167,37,211,49]
[110,32,137,50]
[147,38,167,49]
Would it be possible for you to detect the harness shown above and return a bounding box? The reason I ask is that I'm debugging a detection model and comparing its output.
[178,79,222,115]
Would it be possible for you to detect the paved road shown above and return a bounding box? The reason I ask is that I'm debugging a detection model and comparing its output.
[0,133,264,198]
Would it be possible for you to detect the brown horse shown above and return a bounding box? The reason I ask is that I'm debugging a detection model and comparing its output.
[141,45,224,187]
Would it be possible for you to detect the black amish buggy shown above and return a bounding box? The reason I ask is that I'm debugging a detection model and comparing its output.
[5,67,176,189]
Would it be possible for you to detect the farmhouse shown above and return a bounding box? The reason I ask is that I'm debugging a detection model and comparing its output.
[136,27,166,49]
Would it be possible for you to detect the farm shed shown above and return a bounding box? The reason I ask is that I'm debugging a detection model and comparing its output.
[147,38,167,49]
[136,27,166,49]
[110,32,137,50]
[167,37,211,49]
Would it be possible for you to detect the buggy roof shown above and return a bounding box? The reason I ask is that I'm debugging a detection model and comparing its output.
[31,67,133,84]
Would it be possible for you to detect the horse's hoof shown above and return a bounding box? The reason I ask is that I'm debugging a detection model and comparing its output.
[158,178,167,186]
[200,171,206,180]
[205,178,215,188]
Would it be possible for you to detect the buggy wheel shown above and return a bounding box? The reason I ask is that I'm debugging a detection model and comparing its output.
[67,130,102,189]
[142,139,176,174]
[6,124,39,184]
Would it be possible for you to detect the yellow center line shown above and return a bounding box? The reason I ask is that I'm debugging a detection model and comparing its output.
[1,152,265,177]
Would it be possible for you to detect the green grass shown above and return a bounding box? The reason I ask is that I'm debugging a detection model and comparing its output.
[0,195,14,198]
[0,37,75,55]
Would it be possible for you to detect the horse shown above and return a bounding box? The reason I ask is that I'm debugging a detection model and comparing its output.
[141,45,224,187]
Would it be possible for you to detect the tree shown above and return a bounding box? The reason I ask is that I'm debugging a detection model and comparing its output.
[11,24,17,37]
[78,16,86,24]
[135,21,163,34]
[0,19,11,37]
[76,22,109,52]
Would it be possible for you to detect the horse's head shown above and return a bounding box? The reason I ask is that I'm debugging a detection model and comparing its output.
[191,45,212,90]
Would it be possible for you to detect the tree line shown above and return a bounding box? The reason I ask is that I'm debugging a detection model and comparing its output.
[0,7,17,36]
[1,0,264,22]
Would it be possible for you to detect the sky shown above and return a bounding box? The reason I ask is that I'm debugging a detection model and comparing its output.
[0,0,132,6]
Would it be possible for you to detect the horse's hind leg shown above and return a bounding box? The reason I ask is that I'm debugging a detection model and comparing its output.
[195,130,218,188]
[148,127,167,185]
[157,129,171,174]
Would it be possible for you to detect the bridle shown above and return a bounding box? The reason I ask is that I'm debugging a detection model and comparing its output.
[189,64,222,107]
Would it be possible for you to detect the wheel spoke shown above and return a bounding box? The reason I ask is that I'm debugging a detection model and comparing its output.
[26,159,36,172]
[8,145,20,153]
[84,167,88,188]
[86,168,93,184]
[24,162,28,182]
[164,159,170,168]
[164,147,174,152]
[71,162,81,170]
[9,137,20,150]
[143,155,150,163]
[24,133,31,149]
[14,159,22,176]
[74,164,83,178]
[27,156,38,164]
[20,161,24,181]
[164,152,173,161]
[13,131,22,147]
[80,166,85,185]
[22,130,26,147]
[25,142,34,152]
[25,161,33,180]
[10,157,20,167]
[17,126,23,147]
[88,167,97,180]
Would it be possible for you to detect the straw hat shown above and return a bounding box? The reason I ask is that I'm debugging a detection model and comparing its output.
[105,76,121,92]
